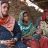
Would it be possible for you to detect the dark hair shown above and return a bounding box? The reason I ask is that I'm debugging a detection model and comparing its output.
[22,12,28,22]
[0,0,9,6]
[0,0,10,10]
[23,12,28,16]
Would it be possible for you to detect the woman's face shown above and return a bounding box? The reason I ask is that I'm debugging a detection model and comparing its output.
[23,13,30,22]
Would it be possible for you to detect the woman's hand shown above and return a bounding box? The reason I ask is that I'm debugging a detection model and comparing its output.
[1,40,15,47]
[23,36,32,40]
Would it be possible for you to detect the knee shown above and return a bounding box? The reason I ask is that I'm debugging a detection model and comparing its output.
[15,41,27,48]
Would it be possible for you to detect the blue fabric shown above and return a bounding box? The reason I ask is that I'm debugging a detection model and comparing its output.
[0,22,26,48]
[15,41,27,48]
[0,44,7,48]
[0,25,12,40]
[13,21,21,39]
[13,22,27,48]
[0,25,13,48]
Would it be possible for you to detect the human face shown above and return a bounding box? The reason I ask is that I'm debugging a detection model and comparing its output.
[23,13,30,22]
[1,3,9,17]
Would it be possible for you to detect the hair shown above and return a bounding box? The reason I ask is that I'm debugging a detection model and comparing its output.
[23,12,28,16]
[0,0,9,6]
[22,11,31,22]
[0,0,10,10]
[23,11,31,19]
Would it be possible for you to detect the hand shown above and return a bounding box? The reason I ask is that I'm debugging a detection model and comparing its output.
[23,36,32,40]
[32,34,41,41]
[3,40,15,47]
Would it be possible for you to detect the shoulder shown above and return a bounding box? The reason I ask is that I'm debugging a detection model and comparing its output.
[9,16,15,20]
[9,16,20,29]
[40,21,45,24]
[14,21,20,29]
[40,21,46,26]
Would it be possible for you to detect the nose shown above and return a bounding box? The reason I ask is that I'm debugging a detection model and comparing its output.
[5,7,8,11]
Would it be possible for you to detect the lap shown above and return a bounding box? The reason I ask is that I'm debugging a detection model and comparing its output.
[15,41,27,48]
[0,41,27,48]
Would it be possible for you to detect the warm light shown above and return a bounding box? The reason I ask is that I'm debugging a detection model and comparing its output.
[26,0,44,13]
[20,0,24,2]
[38,8,44,13]
[8,1,11,4]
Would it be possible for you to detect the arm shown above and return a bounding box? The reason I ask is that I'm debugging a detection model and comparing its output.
[12,21,22,41]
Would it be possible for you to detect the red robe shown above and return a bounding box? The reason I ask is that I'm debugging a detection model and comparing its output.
[27,36,48,48]
[39,36,48,48]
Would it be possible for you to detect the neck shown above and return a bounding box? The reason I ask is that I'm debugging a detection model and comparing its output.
[0,15,8,19]
[23,21,29,25]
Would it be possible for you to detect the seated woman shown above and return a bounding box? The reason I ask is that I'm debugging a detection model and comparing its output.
[28,27,48,48]
[0,0,27,48]
[18,10,37,47]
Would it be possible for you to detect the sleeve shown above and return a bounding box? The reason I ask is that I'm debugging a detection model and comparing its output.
[12,21,22,41]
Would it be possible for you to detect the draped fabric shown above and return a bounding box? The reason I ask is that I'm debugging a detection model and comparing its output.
[27,36,48,48]
[18,11,36,37]
[42,9,48,21]
[0,16,27,48]
[40,21,48,37]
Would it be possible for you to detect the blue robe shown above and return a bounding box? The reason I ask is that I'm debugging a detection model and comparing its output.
[0,21,27,48]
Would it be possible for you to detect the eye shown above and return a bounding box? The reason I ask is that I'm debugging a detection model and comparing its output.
[2,6,7,9]
[3,6,6,8]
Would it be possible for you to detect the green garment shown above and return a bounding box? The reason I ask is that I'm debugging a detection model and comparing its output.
[18,11,37,37]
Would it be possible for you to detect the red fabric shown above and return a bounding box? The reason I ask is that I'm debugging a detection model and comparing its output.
[0,16,9,25]
[27,39,40,48]
[39,36,48,48]
[0,16,15,32]
[42,9,48,21]
[27,36,48,48]
[42,15,46,21]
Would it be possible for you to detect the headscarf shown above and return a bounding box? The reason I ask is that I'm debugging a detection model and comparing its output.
[42,9,48,21]
[18,11,36,37]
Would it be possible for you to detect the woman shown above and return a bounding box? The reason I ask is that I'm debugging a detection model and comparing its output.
[0,0,27,48]
[40,9,48,37]
[18,11,37,47]
[28,27,48,48]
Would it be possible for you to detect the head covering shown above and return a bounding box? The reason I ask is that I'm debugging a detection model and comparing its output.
[0,0,9,18]
[18,11,36,37]
[0,0,9,5]
[42,9,48,21]
[0,16,8,25]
